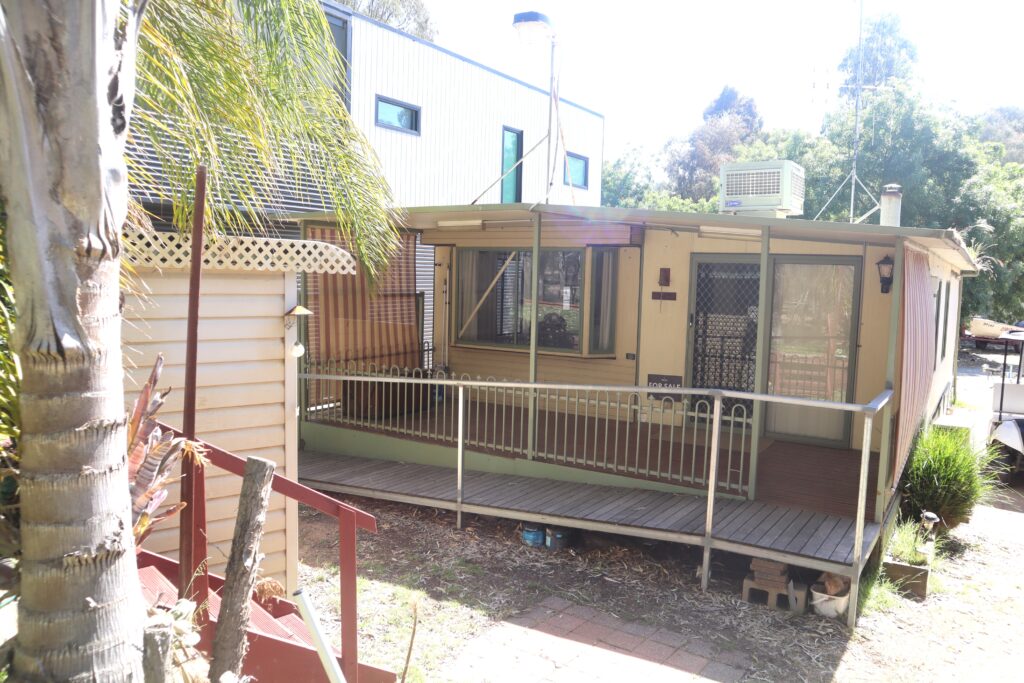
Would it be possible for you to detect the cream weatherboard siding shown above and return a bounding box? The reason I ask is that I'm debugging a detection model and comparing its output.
[347,14,604,208]
[123,269,300,592]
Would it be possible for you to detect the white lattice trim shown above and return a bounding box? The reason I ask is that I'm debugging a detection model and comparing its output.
[123,226,357,275]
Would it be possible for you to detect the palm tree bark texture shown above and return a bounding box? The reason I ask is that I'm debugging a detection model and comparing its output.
[0,1,149,679]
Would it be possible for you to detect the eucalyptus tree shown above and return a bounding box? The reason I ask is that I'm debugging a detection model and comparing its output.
[0,0,395,678]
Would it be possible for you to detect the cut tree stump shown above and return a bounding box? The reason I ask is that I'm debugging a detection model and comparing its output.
[208,456,276,682]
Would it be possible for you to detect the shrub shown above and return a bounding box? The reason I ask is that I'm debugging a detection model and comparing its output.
[901,427,1002,529]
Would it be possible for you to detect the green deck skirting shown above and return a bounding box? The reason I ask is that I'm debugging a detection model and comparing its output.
[299,421,735,498]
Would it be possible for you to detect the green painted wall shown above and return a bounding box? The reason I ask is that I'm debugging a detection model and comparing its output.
[299,421,738,498]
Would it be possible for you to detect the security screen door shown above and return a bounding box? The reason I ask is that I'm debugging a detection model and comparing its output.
[689,258,760,412]
[765,257,860,444]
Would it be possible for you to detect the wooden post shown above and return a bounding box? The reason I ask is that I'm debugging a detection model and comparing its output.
[877,239,904,522]
[527,212,541,458]
[142,622,173,683]
[208,456,276,682]
[180,165,210,607]
[749,226,770,500]
[701,393,723,591]
[338,508,360,683]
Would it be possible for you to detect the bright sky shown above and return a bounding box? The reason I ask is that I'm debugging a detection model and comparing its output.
[424,0,1024,161]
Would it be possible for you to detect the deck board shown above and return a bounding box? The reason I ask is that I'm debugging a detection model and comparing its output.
[299,450,881,571]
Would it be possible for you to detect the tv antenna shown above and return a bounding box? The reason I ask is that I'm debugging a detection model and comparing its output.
[814,0,881,224]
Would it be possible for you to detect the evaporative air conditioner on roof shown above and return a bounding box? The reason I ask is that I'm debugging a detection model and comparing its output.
[719,160,805,217]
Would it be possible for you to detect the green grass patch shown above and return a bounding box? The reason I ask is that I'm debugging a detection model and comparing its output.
[888,520,929,566]
[858,563,902,614]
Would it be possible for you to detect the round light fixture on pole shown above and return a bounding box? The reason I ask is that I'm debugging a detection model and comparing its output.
[512,10,557,202]
[512,11,553,43]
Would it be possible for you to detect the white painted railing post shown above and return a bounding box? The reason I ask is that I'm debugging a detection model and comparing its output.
[847,412,873,628]
[701,393,723,592]
[457,384,465,530]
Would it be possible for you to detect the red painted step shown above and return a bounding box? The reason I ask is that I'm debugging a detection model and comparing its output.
[139,565,302,643]
[137,552,396,682]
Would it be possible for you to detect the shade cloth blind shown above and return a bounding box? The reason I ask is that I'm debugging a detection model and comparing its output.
[894,248,936,480]
[305,228,420,369]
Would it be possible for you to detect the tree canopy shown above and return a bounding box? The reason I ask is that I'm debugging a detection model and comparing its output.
[839,14,917,91]
[350,0,435,41]
[603,14,1024,323]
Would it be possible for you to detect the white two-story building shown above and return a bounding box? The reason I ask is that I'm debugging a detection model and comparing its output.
[322,1,604,207]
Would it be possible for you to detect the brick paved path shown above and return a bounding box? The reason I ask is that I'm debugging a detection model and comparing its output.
[448,596,751,682]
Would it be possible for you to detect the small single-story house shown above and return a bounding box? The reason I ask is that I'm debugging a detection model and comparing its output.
[295,180,978,625]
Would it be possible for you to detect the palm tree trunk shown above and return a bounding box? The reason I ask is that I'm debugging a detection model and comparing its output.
[0,1,147,679]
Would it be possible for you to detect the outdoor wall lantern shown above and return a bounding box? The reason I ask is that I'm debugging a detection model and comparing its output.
[876,255,895,294]
[284,304,312,330]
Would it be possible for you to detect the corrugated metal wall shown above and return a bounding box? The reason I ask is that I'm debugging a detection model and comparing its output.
[348,15,604,208]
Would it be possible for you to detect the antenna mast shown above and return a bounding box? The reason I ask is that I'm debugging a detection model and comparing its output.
[814,0,880,223]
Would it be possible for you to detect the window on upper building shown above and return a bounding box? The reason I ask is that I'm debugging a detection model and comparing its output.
[564,152,589,189]
[324,9,351,109]
[501,127,523,203]
[375,96,421,134]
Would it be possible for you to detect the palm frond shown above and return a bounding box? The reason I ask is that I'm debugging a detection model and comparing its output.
[129,0,400,279]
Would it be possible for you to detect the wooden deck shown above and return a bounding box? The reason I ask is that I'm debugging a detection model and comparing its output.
[307,397,879,520]
[299,450,882,575]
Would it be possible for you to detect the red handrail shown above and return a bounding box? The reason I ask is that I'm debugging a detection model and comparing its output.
[163,421,374,682]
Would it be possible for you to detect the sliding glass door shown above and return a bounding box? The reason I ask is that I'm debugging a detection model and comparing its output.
[765,257,861,444]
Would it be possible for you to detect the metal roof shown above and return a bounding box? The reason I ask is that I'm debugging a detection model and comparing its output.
[358,203,978,275]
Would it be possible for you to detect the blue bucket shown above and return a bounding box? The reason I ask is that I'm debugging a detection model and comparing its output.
[545,527,570,550]
[522,525,544,548]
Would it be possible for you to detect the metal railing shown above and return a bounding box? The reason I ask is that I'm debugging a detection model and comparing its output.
[301,361,752,493]
[163,422,376,682]
[300,364,892,627]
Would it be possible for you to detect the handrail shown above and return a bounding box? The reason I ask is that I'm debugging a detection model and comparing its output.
[299,372,894,416]
[161,422,377,532]
[160,421,374,681]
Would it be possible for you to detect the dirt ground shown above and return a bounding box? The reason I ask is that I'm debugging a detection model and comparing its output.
[299,351,1024,682]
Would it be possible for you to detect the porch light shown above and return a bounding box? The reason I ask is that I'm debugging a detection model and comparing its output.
[290,341,306,359]
[876,255,895,294]
[284,304,312,330]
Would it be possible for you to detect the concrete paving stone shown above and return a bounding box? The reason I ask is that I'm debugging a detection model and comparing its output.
[631,638,678,663]
[621,620,659,637]
[542,613,586,634]
[535,620,569,637]
[665,648,710,674]
[598,629,645,652]
[589,611,630,630]
[684,637,717,658]
[521,604,556,621]
[699,661,746,682]
[567,621,617,645]
[649,627,689,648]
[562,604,601,620]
